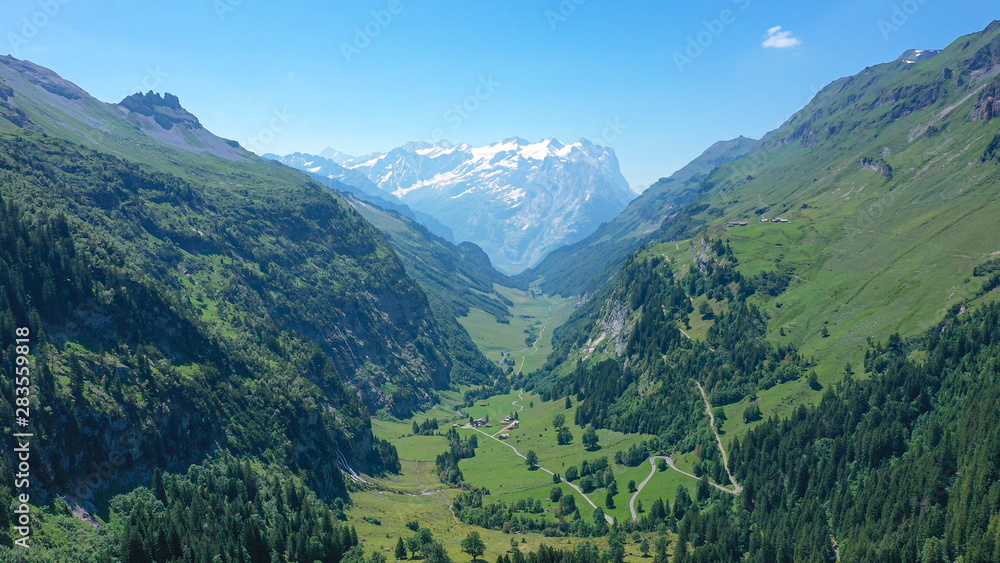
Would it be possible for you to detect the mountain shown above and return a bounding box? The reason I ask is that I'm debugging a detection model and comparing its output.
[341,193,527,383]
[343,192,518,322]
[0,57,490,413]
[663,135,761,184]
[339,137,636,273]
[535,17,1000,445]
[538,19,1000,392]
[319,146,355,163]
[518,21,1000,560]
[0,56,249,164]
[266,151,456,240]
[898,48,942,62]
[520,135,760,297]
[0,54,502,534]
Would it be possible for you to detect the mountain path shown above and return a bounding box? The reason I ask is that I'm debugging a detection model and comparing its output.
[464,391,613,525]
[695,381,742,494]
[627,380,744,520]
[629,454,739,520]
[629,456,669,520]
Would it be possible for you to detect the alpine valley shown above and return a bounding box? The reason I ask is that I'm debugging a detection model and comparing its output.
[0,17,1000,563]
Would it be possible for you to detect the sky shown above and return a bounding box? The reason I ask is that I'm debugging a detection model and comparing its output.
[3,0,998,187]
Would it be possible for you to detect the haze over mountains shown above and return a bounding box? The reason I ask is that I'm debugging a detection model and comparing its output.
[275,137,636,273]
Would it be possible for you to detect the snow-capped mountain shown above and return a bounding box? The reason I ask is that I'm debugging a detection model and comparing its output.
[335,137,636,273]
[264,152,456,241]
[318,147,355,164]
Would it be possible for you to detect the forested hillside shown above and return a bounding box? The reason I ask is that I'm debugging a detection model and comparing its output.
[345,195,521,385]
[0,56,494,561]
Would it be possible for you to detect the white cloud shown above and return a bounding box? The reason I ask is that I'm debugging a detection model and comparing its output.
[762,26,802,48]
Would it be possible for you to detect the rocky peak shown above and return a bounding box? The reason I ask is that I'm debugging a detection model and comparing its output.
[119,91,202,131]
[897,49,942,63]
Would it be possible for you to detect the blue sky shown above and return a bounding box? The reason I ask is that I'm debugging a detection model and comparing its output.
[4,0,998,186]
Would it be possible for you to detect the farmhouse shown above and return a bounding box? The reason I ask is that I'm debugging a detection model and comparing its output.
[473,418,488,427]
[727,221,748,227]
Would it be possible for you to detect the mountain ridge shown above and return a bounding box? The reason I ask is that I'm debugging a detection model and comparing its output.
[332,136,637,273]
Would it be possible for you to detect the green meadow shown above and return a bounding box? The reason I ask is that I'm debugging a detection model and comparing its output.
[459,286,575,375]
[351,389,681,560]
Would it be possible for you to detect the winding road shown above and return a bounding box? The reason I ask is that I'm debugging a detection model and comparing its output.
[627,381,743,520]
[465,381,743,525]
[628,455,740,520]
[463,391,614,525]
[695,381,742,494]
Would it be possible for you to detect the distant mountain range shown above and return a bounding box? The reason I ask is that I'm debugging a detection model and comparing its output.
[265,151,457,241]
[520,135,761,296]
[276,137,636,273]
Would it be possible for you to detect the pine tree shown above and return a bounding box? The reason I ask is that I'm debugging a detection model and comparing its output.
[395,537,407,560]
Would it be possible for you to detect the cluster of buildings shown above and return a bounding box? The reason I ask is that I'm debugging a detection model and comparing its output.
[726,217,791,228]
[498,418,519,439]
[471,418,493,428]
[469,412,521,438]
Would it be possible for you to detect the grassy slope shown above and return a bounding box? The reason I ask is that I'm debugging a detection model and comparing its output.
[699,27,1000,379]
[536,22,1000,445]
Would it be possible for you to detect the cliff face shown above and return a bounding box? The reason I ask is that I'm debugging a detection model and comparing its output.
[969,78,1000,121]
[119,91,202,130]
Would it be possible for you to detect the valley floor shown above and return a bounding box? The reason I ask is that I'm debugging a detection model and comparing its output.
[350,377,743,561]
